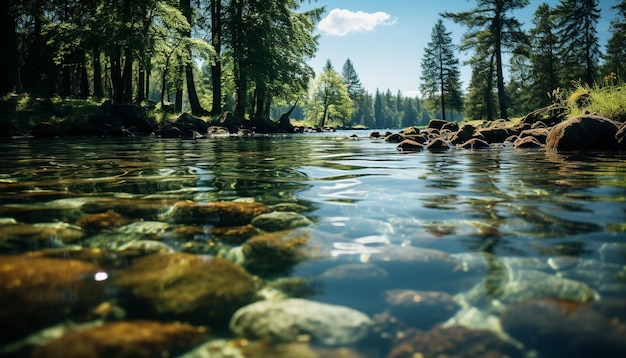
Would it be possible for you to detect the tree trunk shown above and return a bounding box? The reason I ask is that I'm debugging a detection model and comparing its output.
[494,1,507,119]
[93,46,104,98]
[61,64,71,98]
[210,0,222,115]
[137,66,146,103]
[439,50,446,121]
[186,64,205,115]
[111,52,124,103]
[145,67,150,100]
[0,1,20,95]
[175,88,183,113]
[122,50,133,103]
[79,63,90,99]
[180,0,205,115]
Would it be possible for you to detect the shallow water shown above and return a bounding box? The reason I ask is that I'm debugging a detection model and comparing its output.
[1,132,625,357]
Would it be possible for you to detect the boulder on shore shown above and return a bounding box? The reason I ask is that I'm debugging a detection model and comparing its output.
[546,114,620,151]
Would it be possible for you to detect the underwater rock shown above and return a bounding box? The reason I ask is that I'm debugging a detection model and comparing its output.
[0,256,107,344]
[207,224,260,244]
[367,245,463,292]
[229,298,373,346]
[0,222,84,253]
[113,253,257,326]
[241,230,309,276]
[387,326,523,358]
[462,268,597,310]
[251,211,312,232]
[501,298,626,358]
[315,263,390,314]
[81,198,176,218]
[31,320,207,358]
[170,201,271,226]
[384,290,461,330]
[75,212,130,231]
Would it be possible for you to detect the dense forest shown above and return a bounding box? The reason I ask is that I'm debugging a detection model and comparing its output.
[0,0,625,129]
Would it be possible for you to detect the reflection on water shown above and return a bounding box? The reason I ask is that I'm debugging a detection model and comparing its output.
[1,133,625,357]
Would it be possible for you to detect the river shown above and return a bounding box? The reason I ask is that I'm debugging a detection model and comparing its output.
[1,133,625,357]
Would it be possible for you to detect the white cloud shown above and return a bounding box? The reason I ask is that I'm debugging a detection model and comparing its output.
[318,8,397,36]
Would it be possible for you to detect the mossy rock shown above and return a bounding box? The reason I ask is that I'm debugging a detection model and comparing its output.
[114,253,258,326]
[242,230,309,277]
[170,201,271,226]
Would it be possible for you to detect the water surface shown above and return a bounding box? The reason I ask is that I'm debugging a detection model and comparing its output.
[1,133,625,357]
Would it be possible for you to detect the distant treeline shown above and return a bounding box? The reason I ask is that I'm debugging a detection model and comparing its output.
[0,0,625,129]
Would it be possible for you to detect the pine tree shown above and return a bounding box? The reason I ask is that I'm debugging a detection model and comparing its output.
[420,19,463,121]
[554,0,601,87]
[527,3,561,108]
[443,0,529,119]
[602,0,626,82]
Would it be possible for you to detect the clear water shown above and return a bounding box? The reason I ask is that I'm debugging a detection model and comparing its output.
[1,133,625,356]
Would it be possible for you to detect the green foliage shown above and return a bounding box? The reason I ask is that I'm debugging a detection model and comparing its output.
[602,0,626,82]
[420,19,463,121]
[443,0,529,120]
[553,0,601,87]
[566,81,626,122]
[305,62,353,127]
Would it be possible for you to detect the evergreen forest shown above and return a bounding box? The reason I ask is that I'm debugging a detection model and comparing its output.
[1,0,625,130]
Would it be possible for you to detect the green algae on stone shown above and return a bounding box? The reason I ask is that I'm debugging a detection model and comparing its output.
[113,253,258,325]
[31,320,207,358]
[170,201,271,226]
[251,211,312,232]
[242,230,309,277]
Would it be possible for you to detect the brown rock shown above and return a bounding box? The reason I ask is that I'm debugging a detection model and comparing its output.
[384,290,461,329]
[76,212,130,231]
[207,225,260,244]
[32,320,207,358]
[519,127,550,144]
[501,298,626,358]
[616,121,626,149]
[387,326,523,358]
[450,124,477,144]
[242,230,309,276]
[170,201,271,226]
[426,138,450,151]
[0,256,107,344]
[514,136,543,149]
[546,114,620,151]
[385,133,406,143]
[477,128,509,143]
[0,222,84,252]
[458,138,490,149]
[427,119,447,130]
[396,139,424,152]
[114,253,257,325]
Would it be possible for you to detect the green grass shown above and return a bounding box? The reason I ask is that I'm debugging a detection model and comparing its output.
[565,81,626,122]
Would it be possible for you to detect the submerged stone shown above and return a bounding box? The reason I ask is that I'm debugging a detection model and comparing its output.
[387,326,523,358]
[31,320,207,358]
[501,298,626,358]
[463,268,597,309]
[0,256,107,344]
[251,211,312,232]
[0,222,84,253]
[113,253,257,326]
[75,212,130,231]
[169,201,271,226]
[384,290,461,330]
[229,298,372,346]
[242,230,309,276]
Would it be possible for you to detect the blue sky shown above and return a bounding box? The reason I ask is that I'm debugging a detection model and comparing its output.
[302,0,621,97]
